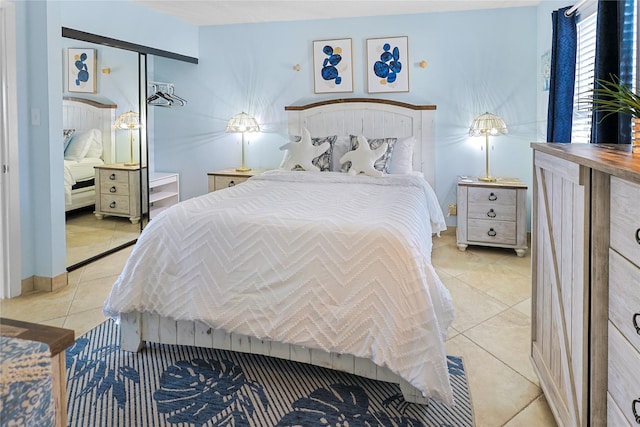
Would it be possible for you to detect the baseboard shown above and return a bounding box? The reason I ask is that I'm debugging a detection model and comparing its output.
[22,272,68,294]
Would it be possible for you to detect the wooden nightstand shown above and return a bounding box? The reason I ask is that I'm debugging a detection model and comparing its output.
[94,164,147,224]
[456,176,528,256]
[207,168,263,192]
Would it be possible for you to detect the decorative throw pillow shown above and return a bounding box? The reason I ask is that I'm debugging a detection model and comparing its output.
[331,136,351,172]
[63,129,75,153]
[64,128,101,162]
[346,135,397,173]
[388,136,415,174]
[339,135,388,177]
[279,128,332,172]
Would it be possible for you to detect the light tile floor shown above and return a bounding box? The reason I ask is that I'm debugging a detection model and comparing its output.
[1,228,558,427]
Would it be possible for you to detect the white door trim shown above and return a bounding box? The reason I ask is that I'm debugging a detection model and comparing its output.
[0,0,22,298]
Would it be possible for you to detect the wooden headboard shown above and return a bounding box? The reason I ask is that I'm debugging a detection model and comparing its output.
[285,98,437,187]
[62,97,117,164]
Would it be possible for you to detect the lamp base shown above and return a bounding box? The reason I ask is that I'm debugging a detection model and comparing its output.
[124,162,139,167]
[478,176,497,182]
[235,166,252,172]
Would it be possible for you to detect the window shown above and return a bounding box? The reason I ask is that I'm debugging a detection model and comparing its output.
[571,10,597,144]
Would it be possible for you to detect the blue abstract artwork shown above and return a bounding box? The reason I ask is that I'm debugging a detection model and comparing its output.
[367,37,409,93]
[67,48,96,93]
[313,38,353,93]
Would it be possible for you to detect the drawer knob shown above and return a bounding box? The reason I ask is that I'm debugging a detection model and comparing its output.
[633,398,640,424]
[487,228,497,237]
[110,186,117,193]
[487,208,497,218]
[633,313,640,335]
[110,201,116,209]
[636,228,640,245]
[228,180,235,187]
[488,192,497,201]
[109,173,116,180]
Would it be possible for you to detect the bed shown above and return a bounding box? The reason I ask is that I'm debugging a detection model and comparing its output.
[103,98,455,405]
[62,97,117,211]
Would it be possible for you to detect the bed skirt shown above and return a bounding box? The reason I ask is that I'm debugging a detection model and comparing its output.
[119,311,430,405]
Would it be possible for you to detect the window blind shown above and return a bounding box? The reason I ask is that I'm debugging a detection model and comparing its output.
[571,11,597,144]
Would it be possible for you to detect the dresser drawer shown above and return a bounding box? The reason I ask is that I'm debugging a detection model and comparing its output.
[610,176,640,267]
[214,175,249,191]
[467,187,516,206]
[467,219,516,245]
[608,322,640,426]
[607,393,632,427]
[98,169,130,185]
[467,203,516,221]
[99,195,130,215]
[609,249,640,355]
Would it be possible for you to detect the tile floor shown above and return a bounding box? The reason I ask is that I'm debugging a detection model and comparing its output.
[1,228,558,427]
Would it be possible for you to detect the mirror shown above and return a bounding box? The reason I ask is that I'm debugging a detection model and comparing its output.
[62,38,146,269]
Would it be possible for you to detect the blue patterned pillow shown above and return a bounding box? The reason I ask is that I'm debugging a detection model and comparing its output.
[346,135,397,173]
[63,129,75,153]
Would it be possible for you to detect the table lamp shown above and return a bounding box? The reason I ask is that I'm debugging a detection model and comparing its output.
[115,111,141,166]
[226,112,260,172]
[469,112,508,182]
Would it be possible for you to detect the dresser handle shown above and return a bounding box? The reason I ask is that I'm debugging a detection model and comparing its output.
[488,192,497,201]
[632,398,640,424]
[109,186,116,193]
[487,209,496,218]
[636,228,640,245]
[633,313,640,335]
[228,180,235,187]
[109,202,116,209]
[109,173,116,180]
[487,228,497,237]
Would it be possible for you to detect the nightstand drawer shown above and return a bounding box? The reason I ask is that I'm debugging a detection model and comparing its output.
[608,323,640,426]
[99,195,130,214]
[215,175,249,191]
[467,219,516,245]
[99,181,130,196]
[610,176,640,267]
[609,249,640,355]
[98,169,130,186]
[468,187,516,206]
[467,203,516,221]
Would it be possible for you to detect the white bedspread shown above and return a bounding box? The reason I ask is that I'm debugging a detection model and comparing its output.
[64,158,103,206]
[103,170,455,404]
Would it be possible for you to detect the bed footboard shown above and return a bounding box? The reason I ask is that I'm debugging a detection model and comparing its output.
[119,311,429,405]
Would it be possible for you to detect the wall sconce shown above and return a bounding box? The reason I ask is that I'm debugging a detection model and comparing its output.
[419,60,428,68]
[101,68,111,74]
[293,64,301,71]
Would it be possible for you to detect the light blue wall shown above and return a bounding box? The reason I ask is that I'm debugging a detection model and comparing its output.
[16,0,198,282]
[152,6,539,227]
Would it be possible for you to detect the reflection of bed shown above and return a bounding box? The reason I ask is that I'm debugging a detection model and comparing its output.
[62,97,116,211]
[104,99,455,405]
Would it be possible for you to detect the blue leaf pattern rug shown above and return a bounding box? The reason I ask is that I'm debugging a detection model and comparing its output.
[66,320,474,426]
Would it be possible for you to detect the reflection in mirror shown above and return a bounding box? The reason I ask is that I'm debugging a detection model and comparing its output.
[63,40,144,269]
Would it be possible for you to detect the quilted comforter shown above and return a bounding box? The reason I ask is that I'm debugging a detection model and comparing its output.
[103,170,455,404]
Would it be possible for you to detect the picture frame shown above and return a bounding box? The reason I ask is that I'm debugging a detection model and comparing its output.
[67,48,97,93]
[366,36,409,93]
[312,38,353,94]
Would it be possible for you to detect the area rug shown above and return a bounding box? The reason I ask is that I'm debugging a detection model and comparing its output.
[66,320,474,426]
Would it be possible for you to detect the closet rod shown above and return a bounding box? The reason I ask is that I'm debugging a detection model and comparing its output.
[565,0,591,17]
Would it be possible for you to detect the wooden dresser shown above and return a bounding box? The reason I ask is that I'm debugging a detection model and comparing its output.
[531,143,640,427]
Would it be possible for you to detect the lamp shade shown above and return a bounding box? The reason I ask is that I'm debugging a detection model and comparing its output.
[115,110,141,130]
[226,112,260,133]
[469,112,508,136]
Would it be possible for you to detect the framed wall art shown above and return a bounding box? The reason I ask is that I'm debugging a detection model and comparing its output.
[366,36,409,93]
[67,48,97,93]
[312,38,353,94]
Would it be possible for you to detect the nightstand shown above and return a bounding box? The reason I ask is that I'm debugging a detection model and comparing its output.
[456,176,528,256]
[94,164,147,224]
[207,168,263,192]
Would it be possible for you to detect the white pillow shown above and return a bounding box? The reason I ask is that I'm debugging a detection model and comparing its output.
[84,129,103,159]
[339,135,387,177]
[388,136,415,174]
[64,128,101,161]
[331,136,351,172]
[279,128,331,172]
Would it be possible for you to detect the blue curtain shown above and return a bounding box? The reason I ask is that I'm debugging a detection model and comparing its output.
[590,0,634,144]
[547,6,577,143]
